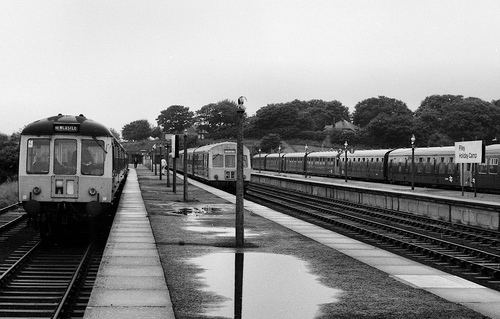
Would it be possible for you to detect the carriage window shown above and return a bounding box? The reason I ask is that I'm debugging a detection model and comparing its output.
[489,158,498,174]
[81,140,105,176]
[213,154,223,167]
[441,157,445,163]
[27,139,50,174]
[225,154,236,168]
[54,139,77,175]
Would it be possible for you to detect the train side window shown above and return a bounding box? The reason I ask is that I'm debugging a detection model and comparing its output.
[213,154,223,167]
[478,163,487,174]
[27,139,50,174]
[54,139,77,175]
[489,158,498,174]
[81,139,105,176]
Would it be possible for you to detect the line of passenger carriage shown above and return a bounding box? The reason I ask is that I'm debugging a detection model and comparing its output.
[252,144,500,191]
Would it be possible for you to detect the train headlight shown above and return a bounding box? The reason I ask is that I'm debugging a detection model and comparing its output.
[88,187,97,196]
[214,174,219,180]
[32,186,41,195]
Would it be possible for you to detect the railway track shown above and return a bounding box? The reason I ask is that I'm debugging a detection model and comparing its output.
[0,240,102,318]
[0,202,26,236]
[246,183,500,290]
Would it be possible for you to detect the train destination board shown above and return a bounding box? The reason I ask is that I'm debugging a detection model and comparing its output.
[454,140,484,163]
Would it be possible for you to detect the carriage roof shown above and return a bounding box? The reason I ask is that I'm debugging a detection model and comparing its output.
[21,114,113,137]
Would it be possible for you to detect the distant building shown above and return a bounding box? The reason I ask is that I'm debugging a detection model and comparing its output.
[324,120,358,132]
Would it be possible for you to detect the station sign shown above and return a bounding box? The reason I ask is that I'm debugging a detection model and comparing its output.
[454,140,484,163]
[54,124,79,133]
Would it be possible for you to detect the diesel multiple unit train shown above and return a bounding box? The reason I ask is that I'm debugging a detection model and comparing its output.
[253,144,500,191]
[18,114,128,238]
[173,141,252,189]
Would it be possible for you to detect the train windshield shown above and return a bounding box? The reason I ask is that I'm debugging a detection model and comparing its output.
[81,139,105,176]
[27,139,50,174]
[54,139,77,175]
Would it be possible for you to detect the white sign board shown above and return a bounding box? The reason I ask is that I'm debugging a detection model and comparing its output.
[455,141,483,163]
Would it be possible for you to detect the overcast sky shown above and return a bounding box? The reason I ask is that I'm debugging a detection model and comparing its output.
[1,0,499,135]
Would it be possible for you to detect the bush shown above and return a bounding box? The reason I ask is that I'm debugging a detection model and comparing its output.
[301,131,326,142]
[0,180,18,208]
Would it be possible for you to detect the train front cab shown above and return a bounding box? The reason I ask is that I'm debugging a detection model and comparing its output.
[19,136,127,238]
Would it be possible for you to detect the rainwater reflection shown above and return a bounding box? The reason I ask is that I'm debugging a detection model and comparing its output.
[188,252,342,318]
[184,226,260,238]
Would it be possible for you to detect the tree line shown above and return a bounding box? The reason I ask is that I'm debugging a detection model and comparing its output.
[121,95,500,152]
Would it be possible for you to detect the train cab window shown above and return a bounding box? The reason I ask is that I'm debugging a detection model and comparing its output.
[81,140,105,176]
[27,139,50,174]
[213,154,223,167]
[225,154,236,168]
[54,139,77,175]
[489,158,498,174]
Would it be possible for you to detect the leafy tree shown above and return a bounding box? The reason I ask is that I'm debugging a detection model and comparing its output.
[414,95,500,145]
[122,120,152,141]
[353,96,412,128]
[0,134,19,182]
[252,101,312,138]
[304,99,350,130]
[109,128,121,141]
[259,134,281,153]
[196,100,243,139]
[156,105,194,133]
[360,112,415,147]
[150,126,163,139]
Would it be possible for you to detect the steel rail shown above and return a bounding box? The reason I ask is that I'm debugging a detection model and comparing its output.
[0,240,41,286]
[52,242,93,319]
[247,186,500,282]
[0,202,21,215]
[249,183,500,245]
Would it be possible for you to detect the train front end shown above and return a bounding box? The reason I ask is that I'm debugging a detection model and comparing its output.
[18,114,126,238]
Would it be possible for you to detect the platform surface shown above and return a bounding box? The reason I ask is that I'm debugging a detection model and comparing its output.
[83,169,175,319]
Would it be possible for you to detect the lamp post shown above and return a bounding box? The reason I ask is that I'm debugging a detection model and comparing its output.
[166,143,170,187]
[304,144,309,178]
[344,141,348,182]
[236,96,246,248]
[411,134,416,191]
[183,129,188,202]
[278,145,281,174]
[258,148,262,173]
[159,144,163,180]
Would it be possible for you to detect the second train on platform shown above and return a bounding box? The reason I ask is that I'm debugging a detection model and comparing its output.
[253,144,500,191]
[173,141,252,189]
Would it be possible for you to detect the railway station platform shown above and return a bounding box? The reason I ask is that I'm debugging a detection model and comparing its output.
[85,166,500,318]
[83,168,175,319]
[255,170,500,204]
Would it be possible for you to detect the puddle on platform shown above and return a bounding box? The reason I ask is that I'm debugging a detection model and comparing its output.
[188,252,342,318]
[184,226,260,238]
[172,205,229,216]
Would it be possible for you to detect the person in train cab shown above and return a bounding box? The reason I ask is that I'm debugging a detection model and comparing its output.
[81,146,94,166]
[31,154,49,173]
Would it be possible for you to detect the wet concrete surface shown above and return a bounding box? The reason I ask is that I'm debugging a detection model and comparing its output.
[188,252,342,318]
[136,166,486,319]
